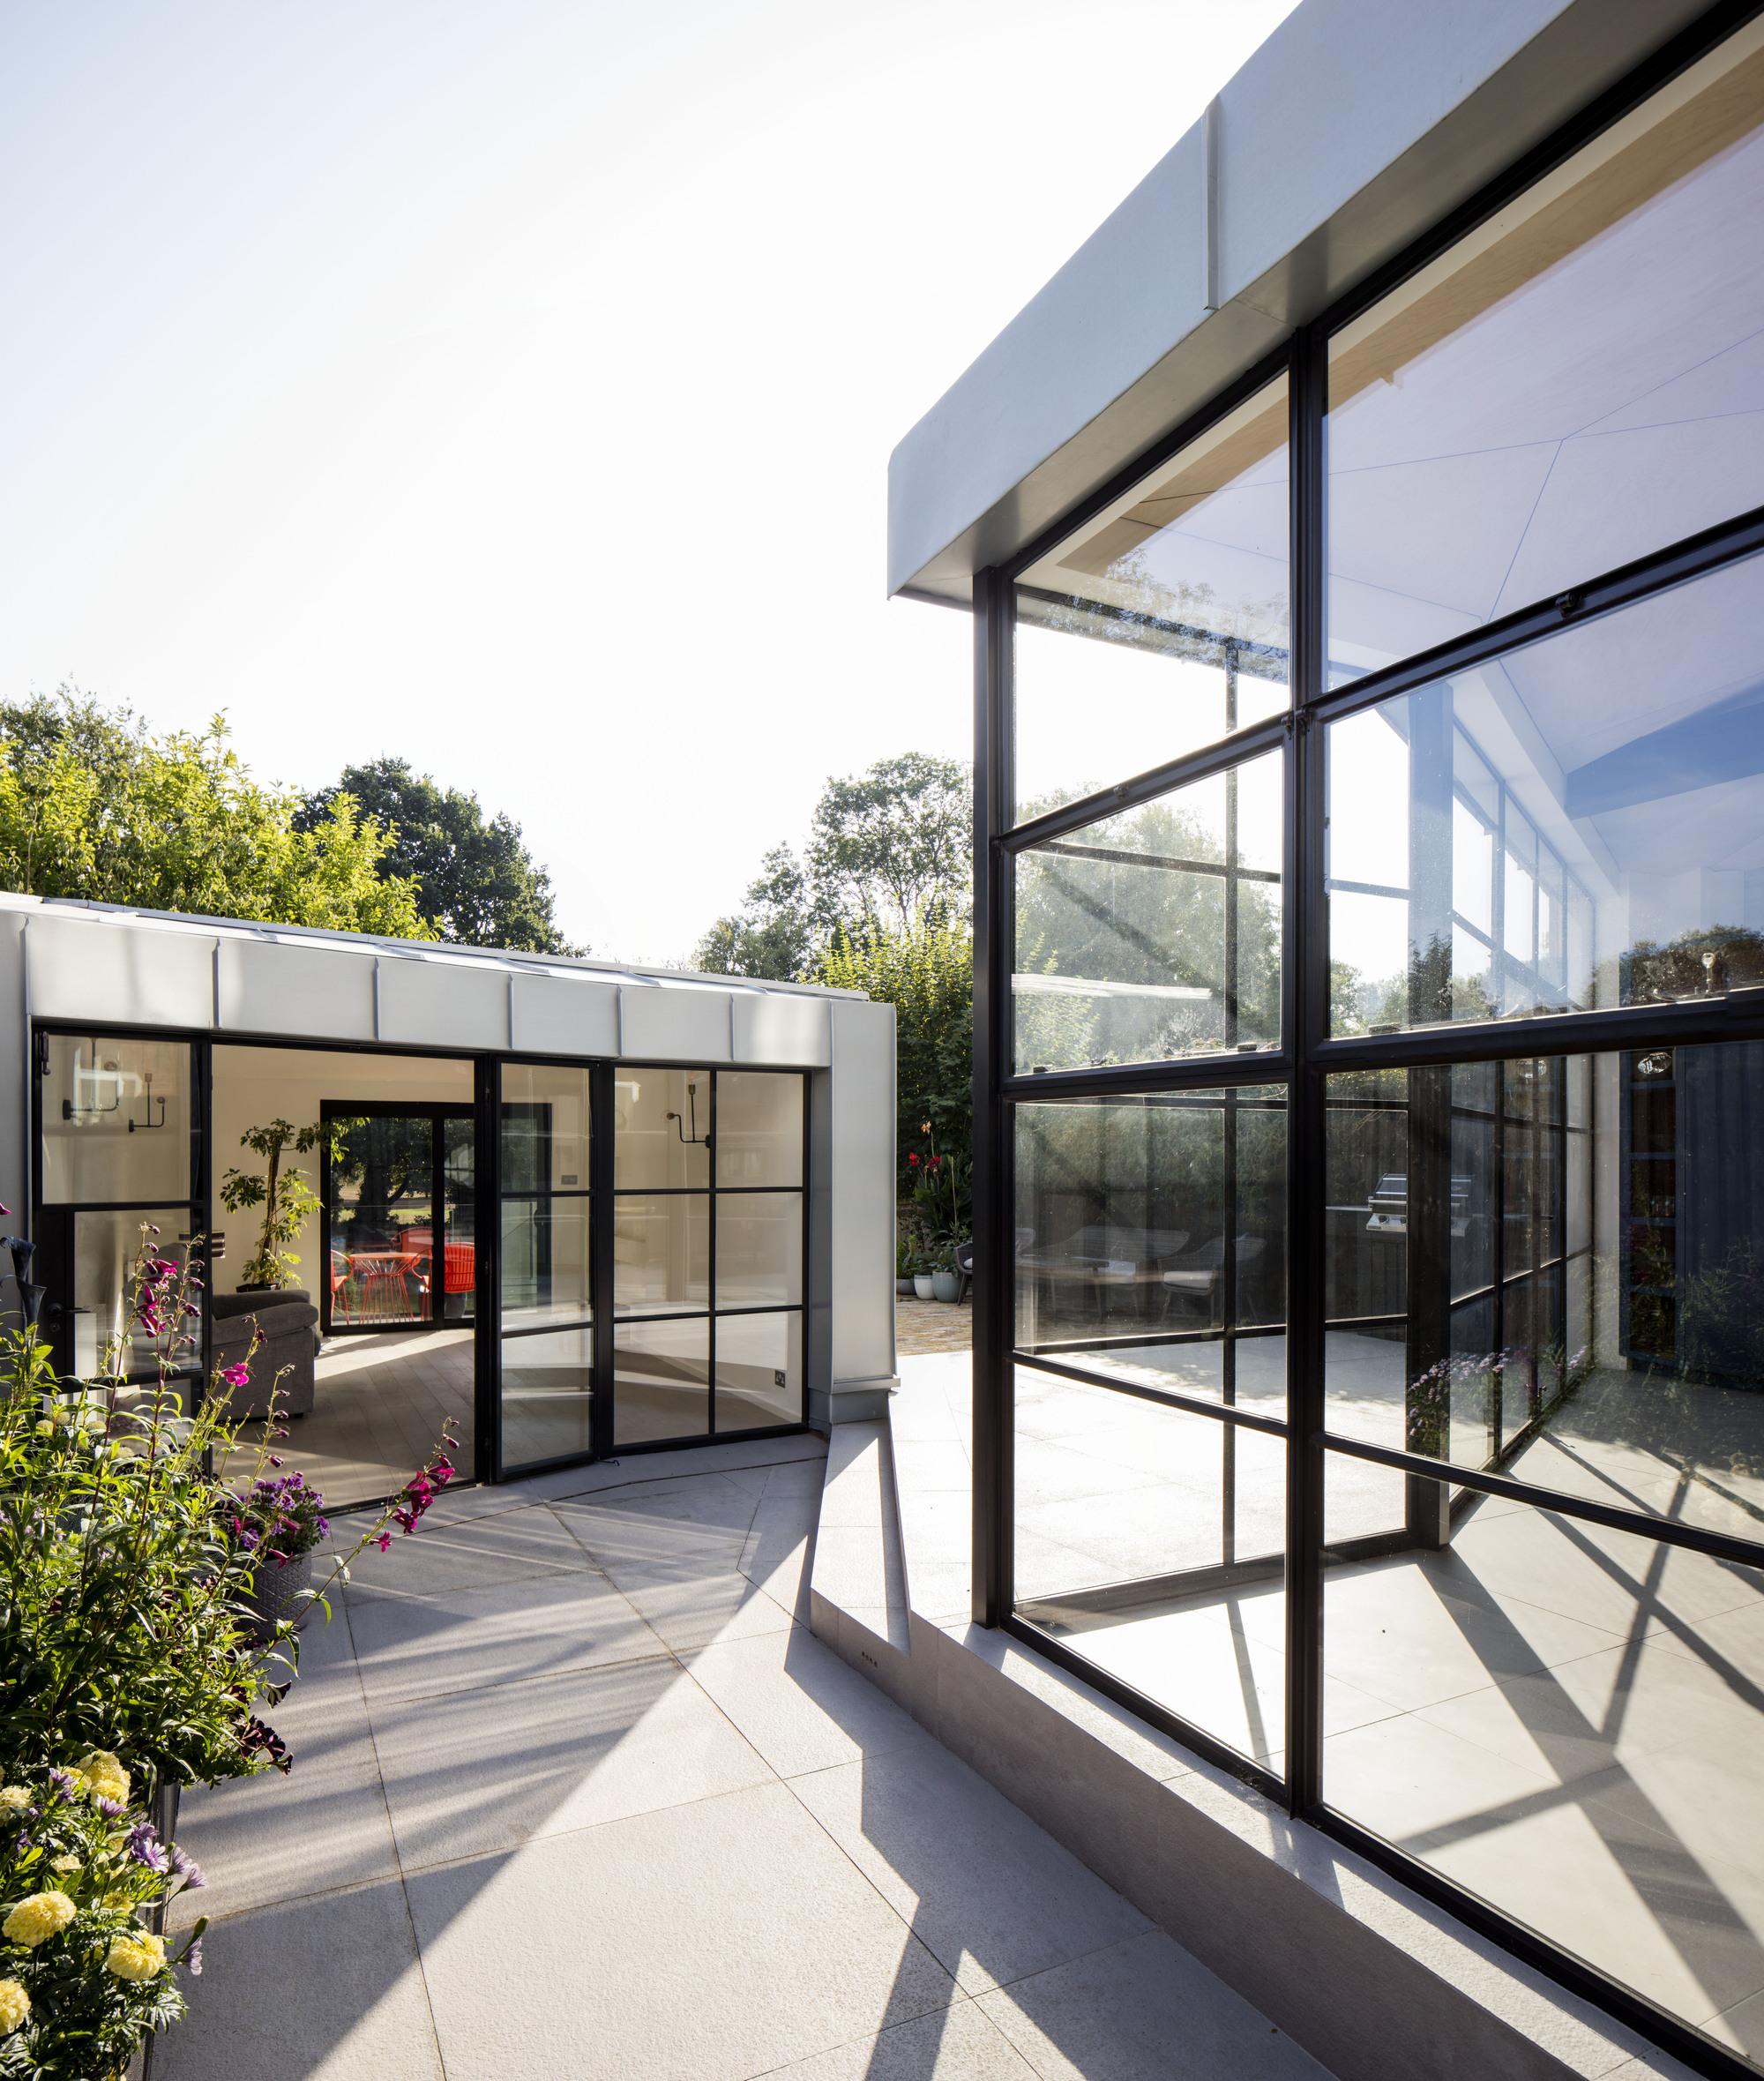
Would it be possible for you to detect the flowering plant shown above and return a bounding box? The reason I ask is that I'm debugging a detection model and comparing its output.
[0,1221,458,1791]
[0,1760,206,2078]
[228,1471,329,1565]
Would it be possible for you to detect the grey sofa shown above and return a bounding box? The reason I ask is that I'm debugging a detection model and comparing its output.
[210,1289,319,1420]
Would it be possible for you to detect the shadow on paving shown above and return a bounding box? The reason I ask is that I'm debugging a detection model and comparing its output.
[154,1443,1327,2081]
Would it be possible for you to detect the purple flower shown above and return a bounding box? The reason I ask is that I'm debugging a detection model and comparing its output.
[186,1938,203,1977]
[46,1769,78,1804]
[96,1797,125,1820]
[170,1846,206,1891]
[125,1821,169,1873]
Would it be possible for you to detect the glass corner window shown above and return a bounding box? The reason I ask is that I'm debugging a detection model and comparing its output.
[1013,747,1282,1073]
[1013,374,1289,824]
[1326,550,1764,1035]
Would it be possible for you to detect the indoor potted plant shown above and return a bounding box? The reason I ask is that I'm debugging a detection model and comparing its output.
[219,1115,359,1291]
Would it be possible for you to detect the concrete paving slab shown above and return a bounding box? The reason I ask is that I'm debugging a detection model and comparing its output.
[405,1782,959,2081]
[975,1929,1333,2081]
[789,1744,1152,1995]
[345,1567,662,1704]
[370,1655,773,1865]
[760,1998,1038,2079]
[683,1621,941,1778]
[156,1875,444,2081]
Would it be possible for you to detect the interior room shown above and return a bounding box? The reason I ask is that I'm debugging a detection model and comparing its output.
[210,1045,477,1508]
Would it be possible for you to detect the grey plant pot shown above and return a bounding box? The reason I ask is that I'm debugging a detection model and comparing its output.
[931,1270,960,1303]
[244,1548,316,1642]
[896,1277,916,1296]
[913,1274,936,1301]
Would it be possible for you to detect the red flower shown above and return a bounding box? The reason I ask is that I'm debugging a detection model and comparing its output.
[908,1153,919,1166]
[930,1156,940,1168]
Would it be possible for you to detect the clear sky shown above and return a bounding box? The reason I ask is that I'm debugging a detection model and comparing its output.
[1,0,1299,962]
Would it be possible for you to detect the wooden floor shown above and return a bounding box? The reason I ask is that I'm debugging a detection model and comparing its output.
[240,1300,970,1512]
[227,1329,475,1511]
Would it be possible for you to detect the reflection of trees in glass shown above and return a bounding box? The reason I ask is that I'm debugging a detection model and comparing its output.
[333,1119,432,1229]
[1625,924,1764,1004]
[1032,552,1289,660]
[1013,795,1279,1069]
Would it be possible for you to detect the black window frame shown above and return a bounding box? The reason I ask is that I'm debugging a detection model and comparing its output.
[969,9,1764,2076]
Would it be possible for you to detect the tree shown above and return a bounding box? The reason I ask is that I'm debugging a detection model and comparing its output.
[220,1115,361,1290]
[806,753,970,932]
[296,757,582,955]
[816,909,972,1189]
[0,691,428,938]
[692,845,817,981]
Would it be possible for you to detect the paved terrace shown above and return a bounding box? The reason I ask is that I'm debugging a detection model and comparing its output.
[160,1431,1325,2081]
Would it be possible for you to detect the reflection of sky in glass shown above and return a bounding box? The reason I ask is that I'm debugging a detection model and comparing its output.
[1327,85,1764,677]
[1326,547,1764,1020]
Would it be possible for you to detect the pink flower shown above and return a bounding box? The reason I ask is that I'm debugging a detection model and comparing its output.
[221,1362,250,1389]
[374,1533,391,1553]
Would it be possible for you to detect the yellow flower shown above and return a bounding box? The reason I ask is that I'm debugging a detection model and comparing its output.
[3,1892,77,1947]
[0,1980,28,2034]
[0,1790,28,1813]
[103,1932,166,1981]
[71,1753,130,1807]
[49,1856,80,1875]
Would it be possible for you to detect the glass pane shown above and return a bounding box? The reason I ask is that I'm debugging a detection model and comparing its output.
[714,1310,801,1430]
[615,1315,708,1445]
[1013,375,1289,821]
[500,1197,591,1329]
[72,1209,198,1381]
[1327,556,1764,1032]
[500,1326,594,1467]
[714,1194,803,1309]
[1327,28,1764,680]
[613,1194,708,1314]
[1013,1089,1286,1415]
[328,1115,432,1328]
[1013,749,1282,1073]
[1323,1459,1764,2065]
[1014,1369,1286,1768]
[501,1065,590,1191]
[41,1037,191,1204]
[1324,1043,1764,1541]
[714,1072,804,1186]
[614,1069,709,1190]
[440,1116,475,1323]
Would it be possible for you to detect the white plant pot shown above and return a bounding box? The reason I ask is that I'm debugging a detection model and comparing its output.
[913,1275,936,1301]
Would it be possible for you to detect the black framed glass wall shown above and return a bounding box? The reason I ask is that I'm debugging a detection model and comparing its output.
[32,1030,206,1390]
[975,14,1764,2076]
[496,1062,594,1472]
[611,1066,807,1448]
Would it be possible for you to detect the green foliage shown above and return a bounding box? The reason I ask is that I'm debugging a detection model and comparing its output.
[0,692,429,938]
[0,1763,206,2079]
[817,912,972,1191]
[1012,792,1279,1071]
[0,1354,278,1792]
[693,846,816,981]
[694,755,971,982]
[908,1146,971,1248]
[298,757,581,954]
[219,1117,360,1290]
[806,753,969,933]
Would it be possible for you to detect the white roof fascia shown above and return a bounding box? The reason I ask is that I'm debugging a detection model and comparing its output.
[0,892,865,1003]
[887,0,1716,606]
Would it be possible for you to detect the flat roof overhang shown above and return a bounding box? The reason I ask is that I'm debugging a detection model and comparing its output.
[887,0,1723,607]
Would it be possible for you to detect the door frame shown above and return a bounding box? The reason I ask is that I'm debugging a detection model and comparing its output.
[319,1098,476,1338]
